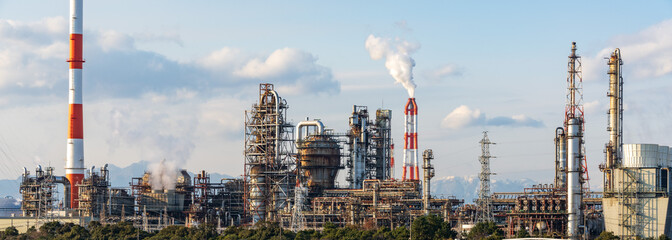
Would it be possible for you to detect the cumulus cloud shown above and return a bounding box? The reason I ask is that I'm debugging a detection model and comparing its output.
[441,105,485,129]
[234,48,339,95]
[0,18,340,101]
[441,105,543,129]
[0,17,68,89]
[583,19,672,81]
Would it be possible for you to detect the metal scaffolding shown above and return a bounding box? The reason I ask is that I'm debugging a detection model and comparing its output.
[244,83,296,223]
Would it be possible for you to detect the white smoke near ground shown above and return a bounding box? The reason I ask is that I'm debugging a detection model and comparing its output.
[365,34,419,97]
[148,159,178,190]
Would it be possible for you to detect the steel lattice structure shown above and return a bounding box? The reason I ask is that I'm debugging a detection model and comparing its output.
[244,83,296,223]
[476,131,495,223]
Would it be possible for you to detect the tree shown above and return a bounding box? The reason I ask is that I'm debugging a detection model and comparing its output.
[515,227,530,238]
[595,231,619,240]
[660,234,671,240]
[4,226,18,237]
[467,222,504,240]
[411,214,458,240]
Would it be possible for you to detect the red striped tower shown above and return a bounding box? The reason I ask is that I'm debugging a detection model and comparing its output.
[390,144,395,179]
[66,0,85,209]
[404,98,418,180]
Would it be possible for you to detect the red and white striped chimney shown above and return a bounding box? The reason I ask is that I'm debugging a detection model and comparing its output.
[65,0,85,209]
[390,144,395,179]
[403,98,418,181]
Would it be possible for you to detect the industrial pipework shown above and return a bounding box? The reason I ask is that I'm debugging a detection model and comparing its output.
[604,49,623,192]
[422,149,434,215]
[66,0,86,209]
[403,98,418,181]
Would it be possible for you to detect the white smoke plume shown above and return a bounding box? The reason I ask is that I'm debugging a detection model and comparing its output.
[365,34,419,97]
[149,159,178,190]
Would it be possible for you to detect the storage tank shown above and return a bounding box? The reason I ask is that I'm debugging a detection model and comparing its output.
[297,134,341,192]
[659,146,669,167]
[668,147,672,168]
[622,144,659,168]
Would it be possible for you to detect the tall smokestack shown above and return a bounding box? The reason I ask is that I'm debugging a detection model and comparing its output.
[403,98,418,180]
[66,0,85,209]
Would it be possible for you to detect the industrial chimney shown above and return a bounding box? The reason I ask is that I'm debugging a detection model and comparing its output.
[65,0,85,209]
[403,98,418,181]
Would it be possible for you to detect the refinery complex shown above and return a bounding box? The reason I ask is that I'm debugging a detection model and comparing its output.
[2,1,672,240]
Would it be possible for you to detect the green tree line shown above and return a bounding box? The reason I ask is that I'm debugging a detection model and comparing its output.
[0,215,462,240]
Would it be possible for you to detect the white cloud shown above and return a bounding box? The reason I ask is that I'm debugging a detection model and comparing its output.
[441,105,485,129]
[424,64,463,82]
[441,105,543,129]
[96,30,135,52]
[584,100,602,116]
[0,18,340,100]
[584,19,672,81]
[234,48,339,95]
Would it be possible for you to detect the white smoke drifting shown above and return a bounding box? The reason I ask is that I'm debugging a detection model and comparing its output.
[149,159,178,190]
[365,34,419,97]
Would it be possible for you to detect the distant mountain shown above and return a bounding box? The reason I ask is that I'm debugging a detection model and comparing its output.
[106,161,234,188]
[106,161,150,188]
[3,161,535,205]
[0,177,21,199]
[431,176,538,203]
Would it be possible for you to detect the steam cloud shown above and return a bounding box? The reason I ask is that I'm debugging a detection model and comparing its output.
[365,34,419,97]
[149,159,178,190]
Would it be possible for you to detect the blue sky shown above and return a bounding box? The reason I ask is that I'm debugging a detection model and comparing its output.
[0,1,671,191]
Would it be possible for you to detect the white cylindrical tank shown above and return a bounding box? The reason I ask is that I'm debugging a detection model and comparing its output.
[567,118,581,239]
[668,147,672,168]
[658,145,669,167]
[622,144,659,168]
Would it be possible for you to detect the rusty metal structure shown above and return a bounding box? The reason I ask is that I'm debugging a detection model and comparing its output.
[19,166,67,217]
[186,171,244,227]
[244,83,296,223]
[77,165,110,217]
[281,179,462,229]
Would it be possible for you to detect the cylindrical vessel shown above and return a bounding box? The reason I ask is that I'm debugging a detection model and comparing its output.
[249,166,265,223]
[66,0,85,209]
[298,135,340,191]
[668,148,672,168]
[567,118,581,239]
[622,144,659,168]
[607,50,622,168]
[658,145,669,167]
[555,128,567,189]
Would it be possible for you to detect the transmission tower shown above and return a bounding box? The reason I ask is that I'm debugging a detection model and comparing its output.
[476,131,495,223]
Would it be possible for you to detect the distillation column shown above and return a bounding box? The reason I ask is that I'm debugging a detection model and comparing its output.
[66,0,85,209]
[555,127,567,190]
[604,49,623,191]
[422,149,434,215]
